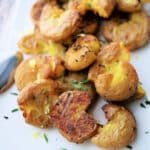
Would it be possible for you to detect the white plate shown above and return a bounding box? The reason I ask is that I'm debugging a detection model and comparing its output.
[0,1,150,150]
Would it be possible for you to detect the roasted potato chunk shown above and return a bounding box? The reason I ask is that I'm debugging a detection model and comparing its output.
[65,35,101,71]
[117,0,141,12]
[101,11,149,51]
[69,0,116,18]
[15,55,65,90]
[30,0,57,25]
[18,32,66,58]
[91,104,136,149]
[18,79,60,128]
[50,91,98,143]
[89,42,138,101]
[39,3,81,42]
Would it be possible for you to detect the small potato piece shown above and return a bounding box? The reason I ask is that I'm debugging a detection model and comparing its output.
[65,35,101,71]
[30,0,57,25]
[117,0,141,12]
[15,55,65,90]
[101,11,149,51]
[39,3,81,42]
[50,91,98,143]
[18,79,59,128]
[69,0,116,18]
[18,33,66,58]
[89,42,138,101]
[91,104,136,149]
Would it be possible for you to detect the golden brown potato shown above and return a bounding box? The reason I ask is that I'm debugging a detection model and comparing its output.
[30,0,57,25]
[89,42,138,101]
[15,55,65,90]
[39,3,81,42]
[18,79,60,128]
[50,91,98,143]
[91,104,136,149]
[63,13,98,47]
[101,11,149,51]
[117,0,141,12]
[18,32,66,58]
[65,35,101,71]
[69,0,116,18]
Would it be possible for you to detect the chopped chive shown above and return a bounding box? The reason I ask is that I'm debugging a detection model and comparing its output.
[140,103,146,108]
[43,133,48,143]
[145,101,150,105]
[3,116,9,119]
[60,148,68,150]
[79,79,89,84]
[10,92,18,96]
[139,81,143,85]
[11,108,19,113]
[145,131,149,134]
[126,145,133,149]
[70,79,78,84]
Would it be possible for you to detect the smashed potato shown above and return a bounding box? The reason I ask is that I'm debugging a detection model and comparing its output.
[101,11,149,50]
[65,35,101,71]
[117,0,141,12]
[18,79,59,128]
[39,3,81,42]
[50,91,98,143]
[69,0,116,18]
[18,32,66,58]
[15,55,65,90]
[91,104,136,149]
[89,42,138,101]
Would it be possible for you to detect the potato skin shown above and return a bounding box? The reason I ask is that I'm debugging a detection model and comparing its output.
[117,0,141,12]
[89,42,138,101]
[101,11,149,51]
[39,3,81,42]
[50,91,98,143]
[65,35,100,71]
[91,104,136,149]
[69,0,116,18]
[18,79,59,128]
[15,55,65,90]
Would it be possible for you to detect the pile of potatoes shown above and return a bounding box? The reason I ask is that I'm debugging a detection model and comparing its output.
[15,0,149,149]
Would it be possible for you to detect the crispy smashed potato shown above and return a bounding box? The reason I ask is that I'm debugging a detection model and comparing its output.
[50,91,98,143]
[117,0,141,12]
[18,33,66,58]
[69,0,116,18]
[39,3,81,42]
[91,104,136,149]
[101,11,149,50]
[65,35,101,71]
[15,55,65,90]
[89,42,138,101]
[18,79,59,128]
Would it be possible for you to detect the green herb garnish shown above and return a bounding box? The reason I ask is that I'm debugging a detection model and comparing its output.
[11,108,19,113]
[145,101,150,105]
[10,92,18,96]
[126,145,133,149]
[3,116,9,119]
[145,131,149,134]
[60,148,68,150]
[43,133,48,143]
[140,103,146,108]
[79,79,89,84]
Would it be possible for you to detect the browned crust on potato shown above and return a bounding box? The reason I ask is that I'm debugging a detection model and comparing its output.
[50,91,98,143]
[91,104,136,149]
[18,79,60,128]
